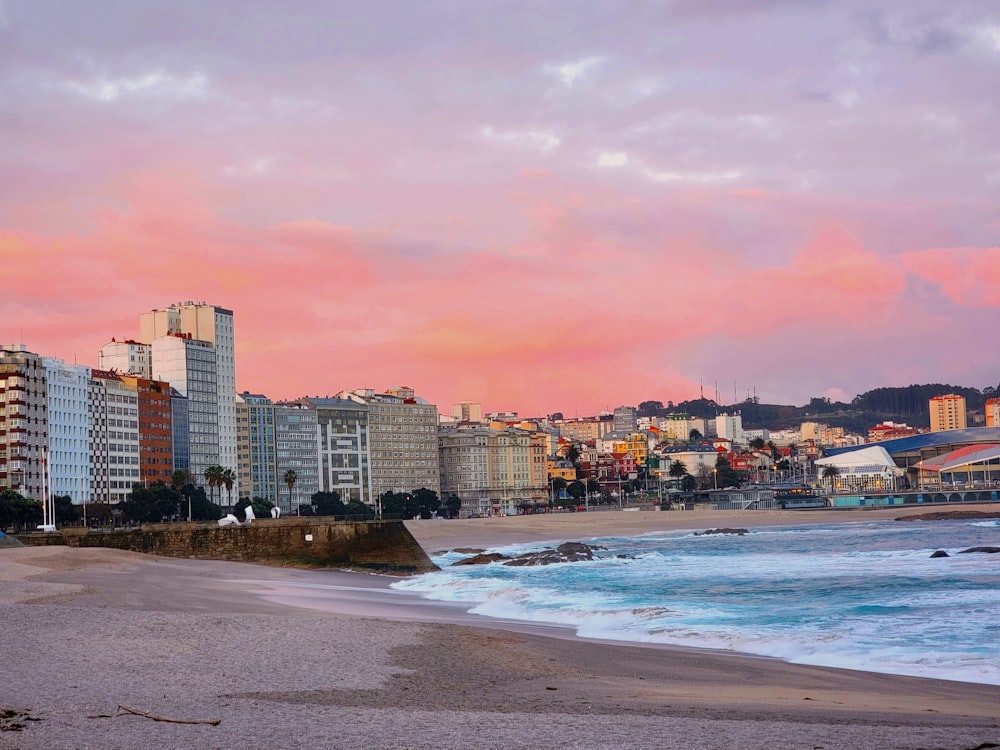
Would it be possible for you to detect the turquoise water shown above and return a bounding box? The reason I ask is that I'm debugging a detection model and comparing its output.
[392,519,1000,684]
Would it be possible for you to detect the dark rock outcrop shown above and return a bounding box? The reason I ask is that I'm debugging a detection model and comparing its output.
[896,511,1000,522]
[694,528,749,536]
[452,552,509,566]
[504,541,602,567]
[452,547,486,554]
[930,550,950,558]
[957,547,1000,555]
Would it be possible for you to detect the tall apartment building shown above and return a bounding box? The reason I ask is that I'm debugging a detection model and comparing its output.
[150,333,219,485]
[236,392,277,503]
[338,387,440,498]
[121,375,173,486]
[170,388,190,475]
[451,401,483,423]
[42,357,91,505]
[613,406,638,432]
[715,412,746,445]
[89,370,140,505]
[0,345,48,501]
[985,397,999,428]
[141,302,236,473]
[929,394,967,432]
[235,395,319,512]
[98,339,151,376]
[300,397,373,507]
[274,402,319,513]
[439,427,548,516]
[658,414,692,441]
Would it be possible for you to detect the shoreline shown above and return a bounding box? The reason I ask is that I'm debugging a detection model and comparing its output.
[3,508,999,748]
[403,503,1000,551]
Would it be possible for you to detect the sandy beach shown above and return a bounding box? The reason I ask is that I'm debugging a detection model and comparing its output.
[3,507,999,749]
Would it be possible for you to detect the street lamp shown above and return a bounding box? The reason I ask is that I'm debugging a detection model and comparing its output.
[712,468,718,490]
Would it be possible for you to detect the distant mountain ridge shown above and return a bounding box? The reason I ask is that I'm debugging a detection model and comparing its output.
[638,381,1000,434]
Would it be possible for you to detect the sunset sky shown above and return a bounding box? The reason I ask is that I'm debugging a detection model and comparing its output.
[1,1,998,416]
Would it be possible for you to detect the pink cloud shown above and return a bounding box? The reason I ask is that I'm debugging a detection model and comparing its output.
[900,247,1000,307]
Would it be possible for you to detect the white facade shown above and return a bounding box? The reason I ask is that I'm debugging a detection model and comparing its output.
[150,334,219,486]
[743,428,770,443]
[715,412,746,445]
[98,340,151,377]
[653,447,719,478]
[141,302,236,473]
[305,397,374,508]
[42,358,91,505]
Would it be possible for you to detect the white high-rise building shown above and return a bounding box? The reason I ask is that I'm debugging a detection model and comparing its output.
[715,412,746,445]
[141,302,236,473]
[98,339,151,377]
[300,397,374,508]
[150,334,219,486]
[42,358,91,505]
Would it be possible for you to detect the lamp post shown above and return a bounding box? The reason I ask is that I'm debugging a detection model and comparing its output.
[712,468,718,491]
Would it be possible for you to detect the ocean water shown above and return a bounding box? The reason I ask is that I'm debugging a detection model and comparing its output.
[391,518,1000,685]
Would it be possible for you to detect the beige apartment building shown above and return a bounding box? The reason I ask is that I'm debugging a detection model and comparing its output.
[929,394,967,432]
[557,415,615,442]
[0,345,49,502]
[338,387,440,499]
[141,302,237,475]
[986,398,1000,428]
[439,427,548,516]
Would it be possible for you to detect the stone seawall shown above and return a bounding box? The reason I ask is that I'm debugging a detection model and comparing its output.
[18,518,438,574]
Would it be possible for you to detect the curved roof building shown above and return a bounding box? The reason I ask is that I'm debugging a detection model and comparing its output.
[825,427,1000,468]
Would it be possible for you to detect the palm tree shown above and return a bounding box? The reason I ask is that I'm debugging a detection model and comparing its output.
[170,469,188,494]
[172,469,192,521]
[564,443,581,465]
[821,465,840,492]
[222,468,236,509]
[203,466,219,505]
[284,469,298,515]
[668,460,687,480]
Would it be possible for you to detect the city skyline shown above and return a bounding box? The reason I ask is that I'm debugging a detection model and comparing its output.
[2,1,998,416]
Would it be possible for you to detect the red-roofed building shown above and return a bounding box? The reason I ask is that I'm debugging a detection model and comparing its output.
[611,452,637,478]
[868,422,922,443]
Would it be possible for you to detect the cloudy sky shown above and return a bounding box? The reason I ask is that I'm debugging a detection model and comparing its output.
[1,0,997,415]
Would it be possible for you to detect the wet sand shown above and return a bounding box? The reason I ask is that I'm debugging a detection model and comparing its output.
[2,508,999,749]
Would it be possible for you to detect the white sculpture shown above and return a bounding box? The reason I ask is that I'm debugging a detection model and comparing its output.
[244,505,256,523]
[217,513,240,527]
[270,506,281,519]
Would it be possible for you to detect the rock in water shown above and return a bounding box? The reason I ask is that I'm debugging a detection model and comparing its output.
[504,541,601,567]
[956,547,1000,555]
[930,550,950,558]
[453,552,509,566]
[694,528,749,536]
